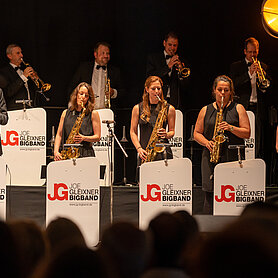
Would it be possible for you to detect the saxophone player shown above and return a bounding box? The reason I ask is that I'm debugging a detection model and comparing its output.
[54,82,101,161]
[194,75,250,214]
[130,76,175,163]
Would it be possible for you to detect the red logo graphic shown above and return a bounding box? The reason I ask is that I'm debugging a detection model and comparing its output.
[141,184,161,202]
[48,183,68,201]
[215,185,235,202]
[1,130,19,146]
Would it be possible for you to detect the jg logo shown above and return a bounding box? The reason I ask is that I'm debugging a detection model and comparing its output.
[1,131,19,146]
[141,184,161,202]
[215,185,235,202]
[48,183,68,201]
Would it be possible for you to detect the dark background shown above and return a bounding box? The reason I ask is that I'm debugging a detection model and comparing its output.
[0,0,277,185]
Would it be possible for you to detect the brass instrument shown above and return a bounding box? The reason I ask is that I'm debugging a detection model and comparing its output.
[210,96,226,164]
[60,102,86,160]
[104,70,111,109]
[251,57,270,90]
[176,64,191,79]
[21,59,51,92]
[142,97,168,163]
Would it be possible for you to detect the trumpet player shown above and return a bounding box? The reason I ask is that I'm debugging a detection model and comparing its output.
[0,44,39,110]
[194,75,250,214]
[146,31,190,111]
[230,37,271,158]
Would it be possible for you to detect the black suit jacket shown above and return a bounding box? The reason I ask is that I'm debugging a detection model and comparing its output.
[68,61,124,108]
[146,52,190,109]
[0,64,37,111]
[0,88,8,155]
[229,59,269,111]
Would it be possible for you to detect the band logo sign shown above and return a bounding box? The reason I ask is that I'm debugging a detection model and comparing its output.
[1,130,45,147]
[215,184,264,204]
[48,182,99,201]
[141,183,191,202]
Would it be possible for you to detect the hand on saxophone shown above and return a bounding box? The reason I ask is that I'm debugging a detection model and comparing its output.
[54,151,62,161]
[218,121,232,131]
[205,140,214,152]
[157,128,167,139]
[74,133,84,144]
[137,147,147,161]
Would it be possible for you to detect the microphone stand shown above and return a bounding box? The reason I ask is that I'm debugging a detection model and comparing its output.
[15,99,32,113]
[105,122,128,224]
[120,126,129,186]
[187,124,195,161]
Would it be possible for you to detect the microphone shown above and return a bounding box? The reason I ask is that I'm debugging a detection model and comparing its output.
[102,120,115,124]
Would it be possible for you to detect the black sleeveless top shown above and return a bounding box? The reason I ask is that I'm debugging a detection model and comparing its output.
[138,102,173,161]
[62,109,95,157]
[201,101,244,192]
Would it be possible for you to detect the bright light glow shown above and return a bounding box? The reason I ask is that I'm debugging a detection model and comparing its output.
[262,0,278,38]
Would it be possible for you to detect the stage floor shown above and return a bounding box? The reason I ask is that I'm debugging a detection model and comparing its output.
[5,185,278,234]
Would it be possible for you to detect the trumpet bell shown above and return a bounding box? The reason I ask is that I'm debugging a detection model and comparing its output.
[259,78,270,90]
[180,67,190,78]
[41,83,51,92]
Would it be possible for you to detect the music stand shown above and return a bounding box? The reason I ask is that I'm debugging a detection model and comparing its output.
[15,99,32,112]
[155,142,172,166]
[104,121,128,224]
[228,144,246,168]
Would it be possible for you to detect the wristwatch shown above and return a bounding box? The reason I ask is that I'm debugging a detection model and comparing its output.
[229,125,234,132]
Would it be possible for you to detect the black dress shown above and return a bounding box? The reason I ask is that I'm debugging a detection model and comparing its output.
[202,101,244,192]
[62,109,95,157]
[138,102,173,163]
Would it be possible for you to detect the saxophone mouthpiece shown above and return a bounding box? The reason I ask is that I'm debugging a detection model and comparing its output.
[156,94,162,102]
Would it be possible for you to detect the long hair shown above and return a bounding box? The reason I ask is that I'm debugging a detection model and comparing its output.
[212,75,235,101]
[141,76,164,122]
[69,82,95,113]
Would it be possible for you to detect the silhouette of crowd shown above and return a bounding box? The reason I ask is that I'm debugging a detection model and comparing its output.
[1,202,278,278]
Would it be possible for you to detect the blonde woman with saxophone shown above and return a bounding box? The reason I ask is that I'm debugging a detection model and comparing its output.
[194,75,250,214]
[130,76,175,165]
[54,82,101,161]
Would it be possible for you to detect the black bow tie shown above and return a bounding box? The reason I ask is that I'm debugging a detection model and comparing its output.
[96,65,107,70]
[165,55,172,60]
[247,62,252,67]
[14,66,21,71]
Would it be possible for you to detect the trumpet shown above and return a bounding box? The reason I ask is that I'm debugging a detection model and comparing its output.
[21,59,51,92]
[251,57,270,90]
[177,64,191,79]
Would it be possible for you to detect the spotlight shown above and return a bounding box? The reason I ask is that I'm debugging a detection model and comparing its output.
[261,0,278,38]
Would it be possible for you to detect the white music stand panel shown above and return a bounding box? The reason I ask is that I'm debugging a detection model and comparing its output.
[93,109,114,186]
[168,109,183,158]
[0,157,6,220]
[46,157,100,247]
[214,159,265,216]
[139,158,192,230]
[244,111,255,159]
[1,108,46,186]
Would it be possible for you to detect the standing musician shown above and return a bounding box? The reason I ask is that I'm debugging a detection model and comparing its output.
[230,37,271,158]
[130,76,175,164]
[0,44,39,110]
[54,82,101,161]
[194,75,250,214]
[68,42,124,110]
[146,32,190,110]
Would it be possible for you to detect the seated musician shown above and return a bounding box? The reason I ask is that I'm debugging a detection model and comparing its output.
[130,76,175,164]
[54,82,101,160]
[193,75,250,214]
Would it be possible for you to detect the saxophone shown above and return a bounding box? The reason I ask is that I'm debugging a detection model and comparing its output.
[142,98,168,163]
[104,70,111,109]
[60,102,87,160]
[210,96,226,163]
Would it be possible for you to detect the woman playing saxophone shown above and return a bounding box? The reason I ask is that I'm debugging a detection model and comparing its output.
[54,82,101,161]
[130,76,175,164]
[193,75,250,214]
